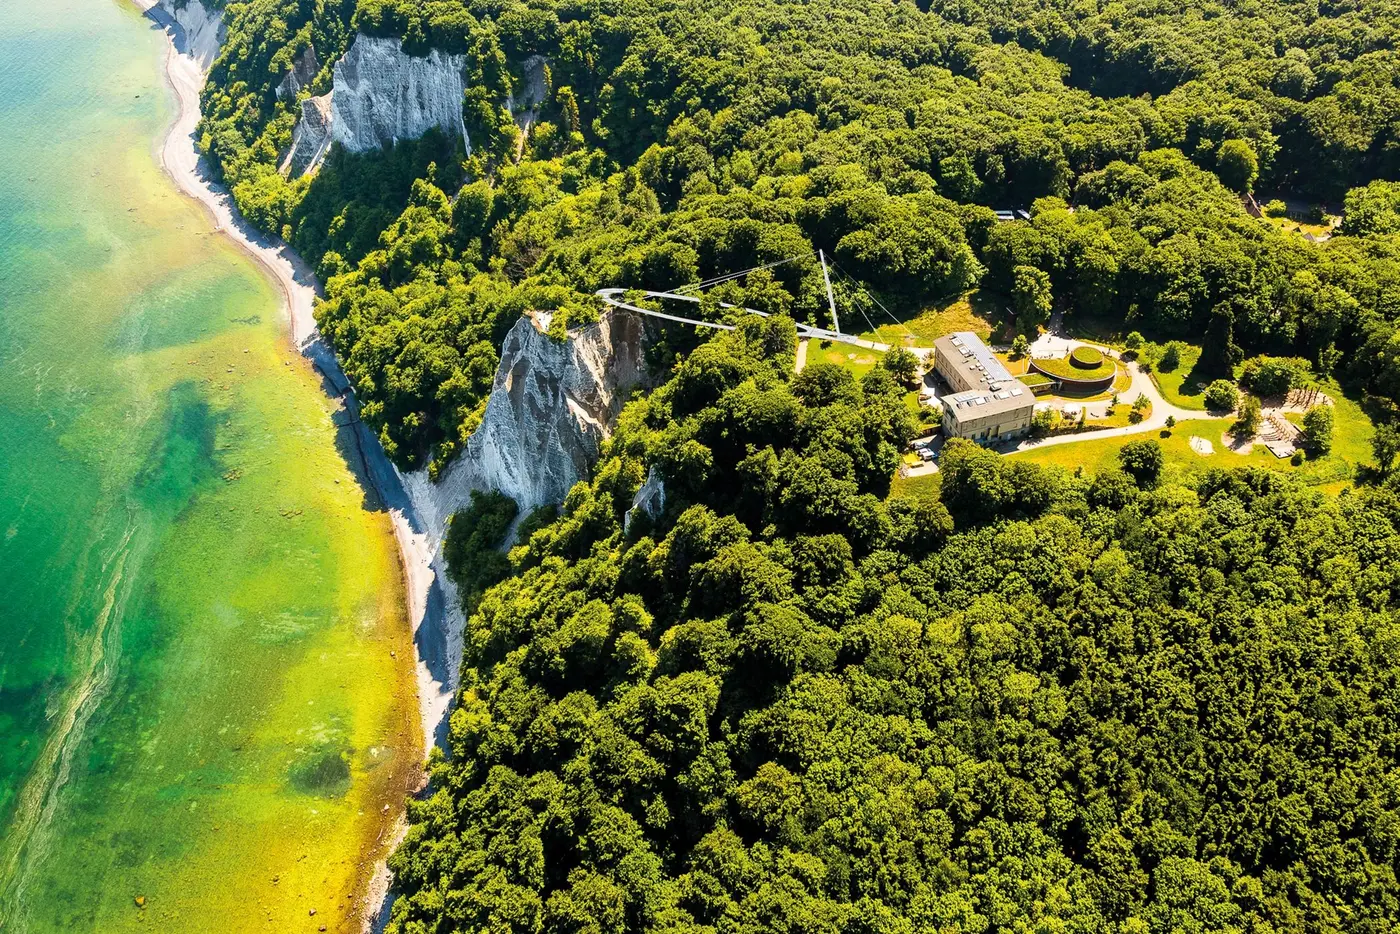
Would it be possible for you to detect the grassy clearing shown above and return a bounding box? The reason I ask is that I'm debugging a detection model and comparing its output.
[891,468,942,503]
[1012,386,1373,487]
[858,290,1006,347]
[1256,197,1338,240]
[1320,386,1375,466]
[1149,343,1210,409]
[810,340,883,378]
[1263,216,1334,239]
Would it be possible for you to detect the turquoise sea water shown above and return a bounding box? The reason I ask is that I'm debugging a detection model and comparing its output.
[0,2,419,931]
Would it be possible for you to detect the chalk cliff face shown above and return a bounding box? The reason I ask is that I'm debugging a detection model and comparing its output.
[331,35,468,155]
[155,0,225,71]
[403,309,656,543]
[283,34,554,176]
[275,44,319,100]
[511,55,551,133]
[624,467,667,533]
[282,93,333,176]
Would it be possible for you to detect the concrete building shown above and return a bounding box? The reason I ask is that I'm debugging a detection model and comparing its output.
[932,332,1034,443]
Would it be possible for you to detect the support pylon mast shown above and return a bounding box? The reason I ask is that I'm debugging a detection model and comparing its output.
[819,248,839,334]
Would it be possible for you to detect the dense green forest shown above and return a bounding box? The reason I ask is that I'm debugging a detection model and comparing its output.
[198,0,1400,472]
[378,318,1400,933]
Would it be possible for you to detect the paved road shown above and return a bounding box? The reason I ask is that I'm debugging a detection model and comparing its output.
[999,338,1215,456]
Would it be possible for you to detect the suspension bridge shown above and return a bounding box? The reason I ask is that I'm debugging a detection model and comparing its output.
[594,250,911,352]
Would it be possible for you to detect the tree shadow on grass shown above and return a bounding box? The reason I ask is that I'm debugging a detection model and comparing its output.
[1169,356,1213,405]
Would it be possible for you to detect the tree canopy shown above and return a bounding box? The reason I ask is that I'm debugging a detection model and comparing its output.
[382,319,1400,934]
[196,0,1400,470]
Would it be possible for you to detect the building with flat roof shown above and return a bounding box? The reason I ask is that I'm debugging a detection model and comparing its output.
[932,332,1034,443]
[941,386,1034,441]
[933,332,1016,394]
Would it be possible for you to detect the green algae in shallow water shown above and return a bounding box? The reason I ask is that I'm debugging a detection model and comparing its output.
[0,1,421,931]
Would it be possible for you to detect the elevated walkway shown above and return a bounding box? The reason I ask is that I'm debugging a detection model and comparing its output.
[595,288,888,351]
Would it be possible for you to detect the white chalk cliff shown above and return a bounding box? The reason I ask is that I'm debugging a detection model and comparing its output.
[152,0,225,71]
[283,34,469,176]
[283,35,555,176]
[282,93,334,176]
[511,55,551,133]
[625,466,667,533]
[332,36,468,154]
[403,308,656,543]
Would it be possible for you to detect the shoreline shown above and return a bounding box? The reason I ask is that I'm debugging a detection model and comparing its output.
[135,2,464,929]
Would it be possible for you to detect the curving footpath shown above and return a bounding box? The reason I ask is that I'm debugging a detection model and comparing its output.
[1001,339,1214,456]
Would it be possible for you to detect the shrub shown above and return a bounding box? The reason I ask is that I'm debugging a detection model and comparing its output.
[1216,138,1259,192]
[1124,331,1143,352]
[1374,424,1400,475]
[1241,356,1311,396]
[1264,199,1288,217]
[1137,341,1161,371]
[1204,380,1239,412]
[1010,334,1030,358]
[1070,346,1104,369]
[1234,396,1263,437]
[444,490,519,613]
[1159,341,1185,372]
[1012,265,1053,333]
[1302,404,1334,453]
[1031,407,1060,436]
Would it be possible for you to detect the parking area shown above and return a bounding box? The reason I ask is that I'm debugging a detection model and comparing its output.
[903,434,945,476]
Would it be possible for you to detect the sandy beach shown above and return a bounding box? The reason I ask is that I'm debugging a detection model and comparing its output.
[136,2,465,928]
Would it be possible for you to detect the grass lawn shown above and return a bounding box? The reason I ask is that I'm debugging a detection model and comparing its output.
[857,290,1008,347]
[1263,216,1334,239]
[810,340,883,378]
[1110,367,1133,396]
[891,469,941,503]
[1032,354,1117,382]
[1011,387,1373,487]
[1318,386,1374,466]
[1020,372,1053,389]
[1147,343,1211,410]
[1023,363,1129,405]
[996,353,1032,376]
[1094,404,1148,429]
[904,391,940,434]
